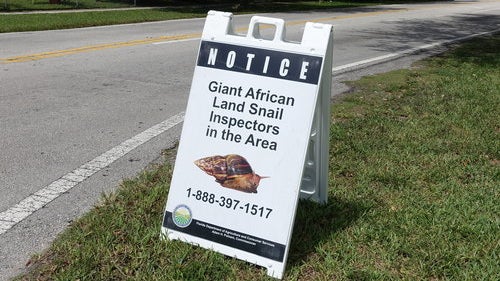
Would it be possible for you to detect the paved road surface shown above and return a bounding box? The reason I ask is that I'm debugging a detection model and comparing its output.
[1,1,499,279]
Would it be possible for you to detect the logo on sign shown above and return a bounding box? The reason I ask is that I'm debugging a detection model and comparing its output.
[172,205,193,228]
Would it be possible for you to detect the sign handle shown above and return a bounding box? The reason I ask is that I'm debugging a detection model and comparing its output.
[247,16,286,42]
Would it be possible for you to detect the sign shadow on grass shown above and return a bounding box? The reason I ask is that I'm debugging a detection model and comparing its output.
[287,195,367,266]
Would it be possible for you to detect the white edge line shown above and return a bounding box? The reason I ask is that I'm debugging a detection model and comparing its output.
[332,29,500,74]
[0,111,185,235]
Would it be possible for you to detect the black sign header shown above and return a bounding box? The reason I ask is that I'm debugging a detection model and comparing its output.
[197,41,323,85]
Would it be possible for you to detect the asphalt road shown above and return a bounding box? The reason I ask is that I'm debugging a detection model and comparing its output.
[1,0,499,279]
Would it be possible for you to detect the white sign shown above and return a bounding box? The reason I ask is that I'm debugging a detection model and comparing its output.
[162,11,332,279]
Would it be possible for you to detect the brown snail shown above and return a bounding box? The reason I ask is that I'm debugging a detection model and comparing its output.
[194,154,268,193]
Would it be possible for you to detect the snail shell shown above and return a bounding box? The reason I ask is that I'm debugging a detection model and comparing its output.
[194,154,266,193]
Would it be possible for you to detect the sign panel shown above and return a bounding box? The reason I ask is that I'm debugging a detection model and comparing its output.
[162,11,332,279]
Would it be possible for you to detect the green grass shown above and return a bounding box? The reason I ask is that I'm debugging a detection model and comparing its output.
[1,0,134,11]
[0,1,386,33]
[0,8,207,32]
[18,35,499,280]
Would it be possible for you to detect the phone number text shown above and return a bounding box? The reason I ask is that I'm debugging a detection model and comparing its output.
[186,188,273,219]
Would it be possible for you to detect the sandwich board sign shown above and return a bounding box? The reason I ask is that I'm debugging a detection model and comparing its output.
[161,11,332,279]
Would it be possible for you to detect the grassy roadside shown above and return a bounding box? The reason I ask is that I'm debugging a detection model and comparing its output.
[18,34,499,280]
[1,0,134,11]
[0,8,208,32]
[1,1,390,33]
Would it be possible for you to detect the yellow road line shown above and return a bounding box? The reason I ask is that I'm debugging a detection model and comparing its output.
[1,33,200,64]
[1,3,465,64]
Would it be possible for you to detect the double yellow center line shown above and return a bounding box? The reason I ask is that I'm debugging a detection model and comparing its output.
[1,8,415,64]
[1,33,200,64]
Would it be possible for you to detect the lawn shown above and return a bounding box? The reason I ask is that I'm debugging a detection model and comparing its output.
[18,34,499,280]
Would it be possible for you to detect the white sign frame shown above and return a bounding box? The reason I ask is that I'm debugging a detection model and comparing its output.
[162,11,332,279]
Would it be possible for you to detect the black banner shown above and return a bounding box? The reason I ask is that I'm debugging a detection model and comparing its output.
[164,211,286,262]
[197,41,322,85]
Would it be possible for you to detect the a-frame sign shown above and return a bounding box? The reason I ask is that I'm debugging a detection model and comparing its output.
[162,11,332,279]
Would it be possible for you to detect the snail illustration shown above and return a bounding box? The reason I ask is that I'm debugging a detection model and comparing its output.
[194,154,268,193]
